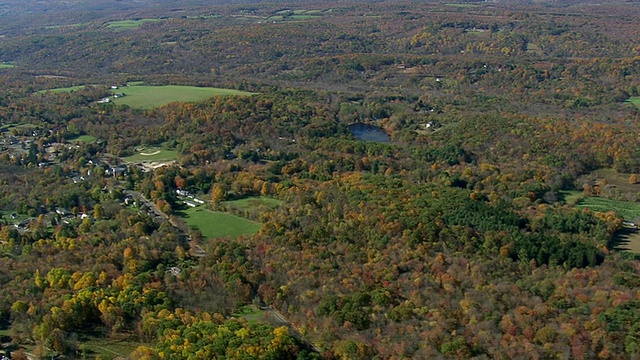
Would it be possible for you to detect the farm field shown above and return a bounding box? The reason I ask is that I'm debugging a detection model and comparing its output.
[124,145,178,162]
[179,207,261,239]
[37,85,92,93]
[105,18,162,30]
[110,84,257,109]
[575,196,640,221]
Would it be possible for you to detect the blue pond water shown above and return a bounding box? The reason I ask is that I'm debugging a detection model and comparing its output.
[349,123,390,143]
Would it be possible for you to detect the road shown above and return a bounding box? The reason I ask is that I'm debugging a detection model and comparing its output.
[263,306,321,353]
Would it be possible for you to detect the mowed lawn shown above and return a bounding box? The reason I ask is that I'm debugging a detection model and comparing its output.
[180,207,261,239]
[124,147,178,162]
[111,85,257,109]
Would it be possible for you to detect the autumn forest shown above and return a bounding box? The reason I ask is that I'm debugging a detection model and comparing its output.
[0,0,640,359]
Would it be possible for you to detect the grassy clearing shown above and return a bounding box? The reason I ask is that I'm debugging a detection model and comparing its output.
[222,196,282,213]
[558,190,584,205]
[79,336,144,359]
[69,135,97,143]
[179,207,261,239]
[105,19,161,30]
[627,96,640,109]
[37,85,88,93]
[575,197,640,221]
[124,146,178,162]
[0,63,15,69]
[234,305,267,324]
[111,84,257,109]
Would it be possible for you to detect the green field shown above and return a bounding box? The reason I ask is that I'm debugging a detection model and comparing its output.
[558,190,584,205]
[627,97,640,108]
[222,196,282,213]
[105,19,161,30]
[0,63,15,69]
[575,196,640,221]
[69,135,97,143]
[78,336,144,359]
[111,84,257,109]
[179,207,261,239]
[37,85,90,94]
[124,146,178,162]
[233,305,267,324]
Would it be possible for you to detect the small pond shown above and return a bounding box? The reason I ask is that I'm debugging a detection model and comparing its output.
[349,123,390,143]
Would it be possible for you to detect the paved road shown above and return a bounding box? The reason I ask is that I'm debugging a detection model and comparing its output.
[263,306,321,353]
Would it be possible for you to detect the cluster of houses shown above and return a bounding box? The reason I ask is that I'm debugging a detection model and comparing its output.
[98,85,128,104]
[176,189,206,207]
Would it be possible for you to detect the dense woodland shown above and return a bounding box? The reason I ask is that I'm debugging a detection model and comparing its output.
[1,0,640,359]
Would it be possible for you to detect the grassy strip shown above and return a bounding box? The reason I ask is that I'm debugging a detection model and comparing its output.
[69,135,97,143]
[111,85,257,109]
[179,207,261,239]
[576,196,640,221]
[105,19,161,30]
[627,96,640,109]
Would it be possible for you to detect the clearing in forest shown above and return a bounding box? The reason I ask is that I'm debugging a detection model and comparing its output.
[221,196,283,215]
[110,84,257,109]
[124,145,178,163]
[69,135,97,143]
[0,63,15,69]
[627,96,640,109]
[179,207,261,239]
[575,197,640,222]
[104,18,162,30]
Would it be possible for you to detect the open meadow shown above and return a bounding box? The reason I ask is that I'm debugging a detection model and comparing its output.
[627,96,640,108]
[179,207,261,239]
[110,84,256,109]
[124,145,178,163]
[69,135,97,143]
[105,18,162,30]
[221,196,282,216]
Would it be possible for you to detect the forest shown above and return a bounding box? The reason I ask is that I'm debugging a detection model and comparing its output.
[1,0,640,359]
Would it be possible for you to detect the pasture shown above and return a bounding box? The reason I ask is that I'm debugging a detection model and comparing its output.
[110,84,256,109]
[575,197,640,221]
[37,85,89,93]
[180,207,261,239]
[105,18,161,30]
[124,145,178,163]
